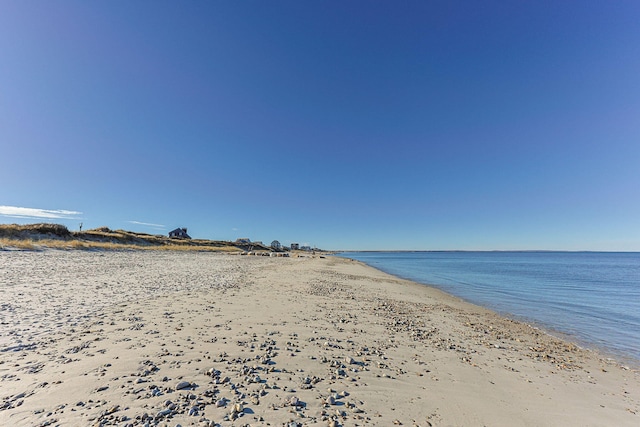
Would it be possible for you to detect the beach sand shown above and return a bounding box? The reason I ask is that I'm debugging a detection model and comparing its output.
[1,250,638,426]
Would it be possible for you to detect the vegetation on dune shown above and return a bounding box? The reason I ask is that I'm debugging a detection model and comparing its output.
[0,223,243,252]
[0,223,72,238]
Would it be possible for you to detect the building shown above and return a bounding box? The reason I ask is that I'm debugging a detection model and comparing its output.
[235,238,251,245]
[168,228,191,239]
[271,240,282,250]
[290,243,300,250]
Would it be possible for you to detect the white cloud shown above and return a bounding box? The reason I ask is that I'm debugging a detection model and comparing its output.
[0,205,82,220]
[128,220,165,229]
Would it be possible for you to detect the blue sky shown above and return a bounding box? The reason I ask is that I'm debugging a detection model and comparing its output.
[1,1,639,251]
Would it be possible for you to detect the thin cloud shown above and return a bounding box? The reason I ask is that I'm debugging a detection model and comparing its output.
[0,205,82,220]
[128,220,165,229]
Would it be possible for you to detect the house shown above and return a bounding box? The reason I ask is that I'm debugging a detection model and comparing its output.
[290,243,300,250]
[168,228,191,239]
[235,238,251,245]
[271,240,282,250]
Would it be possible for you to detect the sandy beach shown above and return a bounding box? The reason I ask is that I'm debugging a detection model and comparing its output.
[1,250,638,426]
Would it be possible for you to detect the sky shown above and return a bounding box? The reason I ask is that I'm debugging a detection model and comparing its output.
[1,1,639,251]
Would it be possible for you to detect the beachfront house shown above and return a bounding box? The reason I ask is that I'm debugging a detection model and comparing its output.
[168,228,191,239]
[290,243,300,250]
[271,240,282,250]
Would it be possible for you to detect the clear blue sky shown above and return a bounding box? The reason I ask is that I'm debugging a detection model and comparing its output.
[1,1,639,251]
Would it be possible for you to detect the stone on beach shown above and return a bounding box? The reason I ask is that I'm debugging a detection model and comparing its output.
[175,381,192,390]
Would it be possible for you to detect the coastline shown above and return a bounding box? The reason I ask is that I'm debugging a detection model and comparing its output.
[341,255,640,368]
[1,250,639,426]
[338,251,640,367]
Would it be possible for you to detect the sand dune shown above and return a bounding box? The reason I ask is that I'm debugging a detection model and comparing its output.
[1,250,638,426]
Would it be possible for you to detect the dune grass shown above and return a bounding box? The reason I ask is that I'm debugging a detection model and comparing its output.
[0,224,244,252]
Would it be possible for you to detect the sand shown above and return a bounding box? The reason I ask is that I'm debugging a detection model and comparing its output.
[1,250,638,427]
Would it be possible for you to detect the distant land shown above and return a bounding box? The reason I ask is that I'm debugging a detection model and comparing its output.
[339,249,636,253]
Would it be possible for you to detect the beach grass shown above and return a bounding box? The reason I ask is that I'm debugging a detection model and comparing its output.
[0,223,246,252]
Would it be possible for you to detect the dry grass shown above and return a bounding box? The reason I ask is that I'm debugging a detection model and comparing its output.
[0,223,249,252]
[0,237,37,250]
[0,223,71,238]
[0,237,240,252]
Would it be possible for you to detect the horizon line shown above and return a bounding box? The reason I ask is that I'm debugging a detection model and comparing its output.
[334,249,640,253]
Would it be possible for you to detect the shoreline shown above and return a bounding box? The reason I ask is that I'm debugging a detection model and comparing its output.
[336,252,640,369]
[1,250,639,426]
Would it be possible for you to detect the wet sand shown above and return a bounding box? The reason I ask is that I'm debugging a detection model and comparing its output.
[1,250,638,426]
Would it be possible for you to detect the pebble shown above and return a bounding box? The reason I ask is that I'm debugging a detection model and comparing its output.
[157,408,172,417]
[176,381,191,390]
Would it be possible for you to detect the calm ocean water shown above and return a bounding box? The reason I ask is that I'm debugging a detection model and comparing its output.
[339,251,640,364]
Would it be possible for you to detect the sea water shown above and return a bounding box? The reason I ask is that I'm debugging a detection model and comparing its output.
[338,251,640,364]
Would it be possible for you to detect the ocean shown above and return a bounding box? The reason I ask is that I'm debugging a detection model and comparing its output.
[338,251,640,364]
